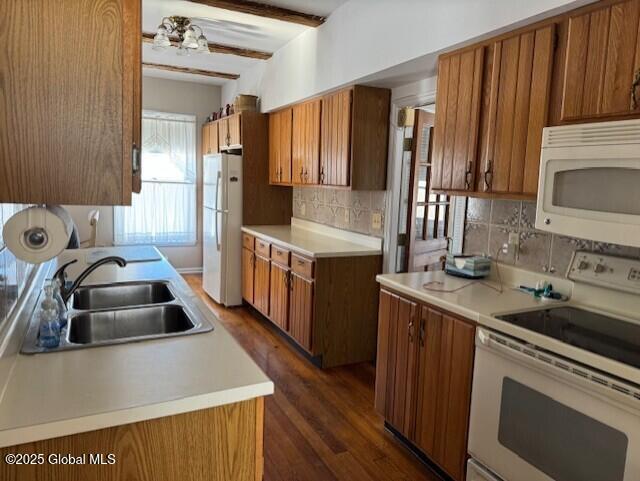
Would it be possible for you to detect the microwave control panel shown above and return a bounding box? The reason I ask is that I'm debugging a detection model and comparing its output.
[568,251,640,295]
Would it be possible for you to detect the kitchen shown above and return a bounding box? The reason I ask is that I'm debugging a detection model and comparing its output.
[1,0,640,480]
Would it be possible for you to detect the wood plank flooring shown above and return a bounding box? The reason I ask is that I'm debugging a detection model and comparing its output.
[184,274,441,481]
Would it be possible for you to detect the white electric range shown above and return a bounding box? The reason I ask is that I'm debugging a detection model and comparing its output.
[468,251,640,481]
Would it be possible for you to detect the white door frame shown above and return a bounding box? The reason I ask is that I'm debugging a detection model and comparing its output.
[383,79,437,274]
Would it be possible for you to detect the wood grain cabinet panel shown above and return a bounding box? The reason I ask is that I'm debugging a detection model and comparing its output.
[320,89,352,186]
[242,248,255,305]
[292,100,322,185]
[289,273,314,351]
[374,289,475,481]
[209,121,219,154]
[218,114,241,149]
[269,263,290,331]
[202,123,212,155]
[0,0,142,205]
[431,47,484,193]
[561,0,640,122]
[253,255,271,317]
[269,108,293,185]
[481,25,556,195]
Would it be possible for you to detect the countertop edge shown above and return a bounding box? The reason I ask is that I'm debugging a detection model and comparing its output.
[0,380,274,448]
[241,226,382,258]
[376,276,482,323]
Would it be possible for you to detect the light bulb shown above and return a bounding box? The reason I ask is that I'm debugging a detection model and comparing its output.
[196,35,209,53]
[182,28,198,49]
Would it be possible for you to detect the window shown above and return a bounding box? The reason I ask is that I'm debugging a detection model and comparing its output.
[114,111,197,245]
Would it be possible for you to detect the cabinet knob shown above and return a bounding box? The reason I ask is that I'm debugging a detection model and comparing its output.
[483,160,493,191]
[464,161,473,190]
[631,68,640,110]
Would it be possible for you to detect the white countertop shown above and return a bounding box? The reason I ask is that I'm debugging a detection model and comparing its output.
[0,247,273,448]
[242,218,382,258]
[377,268,640,386]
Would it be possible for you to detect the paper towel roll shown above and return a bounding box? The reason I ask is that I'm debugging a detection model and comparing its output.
[2,205,74,263]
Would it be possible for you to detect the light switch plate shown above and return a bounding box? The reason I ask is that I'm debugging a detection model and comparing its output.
[372,212,382,231]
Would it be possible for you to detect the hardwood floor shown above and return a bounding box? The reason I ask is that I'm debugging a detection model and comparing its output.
[184,274,441,481]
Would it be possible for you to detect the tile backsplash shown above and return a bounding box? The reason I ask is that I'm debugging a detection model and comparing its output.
[463,198,640,277]
[293,187,387,238]
[0,204,34,327]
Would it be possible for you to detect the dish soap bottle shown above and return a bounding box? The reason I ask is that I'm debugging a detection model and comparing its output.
[51,279,67,329]
[38,284,61,348]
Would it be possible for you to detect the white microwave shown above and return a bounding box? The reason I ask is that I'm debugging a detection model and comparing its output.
[536,119,640,247]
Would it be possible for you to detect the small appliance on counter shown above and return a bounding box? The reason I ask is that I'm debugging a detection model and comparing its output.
[445,254,491,279]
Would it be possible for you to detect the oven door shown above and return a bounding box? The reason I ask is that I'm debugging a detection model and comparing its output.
[535,137,640,247]
[469,328,640,481]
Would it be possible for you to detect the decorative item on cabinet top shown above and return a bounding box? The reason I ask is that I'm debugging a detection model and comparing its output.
[268,85,391,190]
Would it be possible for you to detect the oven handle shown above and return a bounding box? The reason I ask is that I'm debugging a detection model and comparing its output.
[476,328,640,409]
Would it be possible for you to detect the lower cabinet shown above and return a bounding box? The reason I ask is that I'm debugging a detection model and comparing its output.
[241,231,381,367]
[375,289,475,481]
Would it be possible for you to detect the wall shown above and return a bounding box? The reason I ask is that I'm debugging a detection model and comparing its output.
[222,0,593,111]
[462,198,640,277]
[292,188,386,238]
[66,76,222,271]
[0,205,34,327]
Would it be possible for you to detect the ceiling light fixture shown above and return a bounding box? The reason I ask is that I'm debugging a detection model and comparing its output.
[152,16,209,55]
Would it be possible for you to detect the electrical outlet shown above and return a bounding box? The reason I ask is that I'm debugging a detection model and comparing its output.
[372,212,382,231]
[300,203,306,217]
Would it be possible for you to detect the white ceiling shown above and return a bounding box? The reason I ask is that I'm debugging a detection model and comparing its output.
[142,0,348,85]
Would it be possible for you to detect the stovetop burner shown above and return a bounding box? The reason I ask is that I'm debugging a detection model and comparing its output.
[496,307,640,369]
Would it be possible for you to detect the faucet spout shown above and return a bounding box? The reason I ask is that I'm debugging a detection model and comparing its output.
[60,256,127,304]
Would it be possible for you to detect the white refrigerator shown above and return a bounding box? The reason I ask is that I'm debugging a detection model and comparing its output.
[202,152,243,306]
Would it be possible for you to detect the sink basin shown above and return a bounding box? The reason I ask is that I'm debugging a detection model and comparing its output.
[71,282,174,310]
[68,305,195,344]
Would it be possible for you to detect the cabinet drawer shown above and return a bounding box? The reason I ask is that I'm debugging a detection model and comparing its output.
[255,238,271,257]
[271,245,290,266]
[292,254,314,278]
[242,233,255,250]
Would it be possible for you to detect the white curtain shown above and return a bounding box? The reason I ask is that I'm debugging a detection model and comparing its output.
[114,111,197,245]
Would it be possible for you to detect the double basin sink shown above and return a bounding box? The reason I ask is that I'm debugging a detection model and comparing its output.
[22,281,213,354]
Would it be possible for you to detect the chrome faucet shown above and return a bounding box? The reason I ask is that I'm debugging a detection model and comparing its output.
[53,256,127,304]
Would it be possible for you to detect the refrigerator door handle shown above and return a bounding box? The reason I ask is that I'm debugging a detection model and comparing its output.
[214,170,222,212]
[215,210,221,252]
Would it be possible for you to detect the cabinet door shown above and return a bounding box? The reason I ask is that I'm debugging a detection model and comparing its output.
[433,314,475,481]
[210,122,219,154]
[219,119,229,149]
[430,47,484,192]
[202,124,212,156]
[374,290,419,438]
[269,109,293,185]
[562,0,640,121]
[242,248,255,304]
[254,255,270,316]
[289,273,314,351]
[292,100,321,185]
[228,114,242,147]
[320,89,352,186]
[1,0,142,205]
[481,25,555,195]
[269,263,290,331]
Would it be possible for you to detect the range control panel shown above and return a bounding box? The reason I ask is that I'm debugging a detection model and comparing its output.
[568,251,640,295]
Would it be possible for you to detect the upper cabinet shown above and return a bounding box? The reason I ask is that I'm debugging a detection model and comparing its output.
[561,0,640,122]
[430,47,485,193]
[292,100,322,185]
[219,113,242,150]
[479,25,555,196]
[0,0,142,205]
[202,122,219,156]
[269,108,293,185]
[269,85,390,190]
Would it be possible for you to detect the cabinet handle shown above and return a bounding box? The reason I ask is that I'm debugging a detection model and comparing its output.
[303,168,309,182]
[419,319,425,347]
[319,165,325,184]
[408,320,415,343]
[631,69,640,110]
[297,259,305,266]
[132,144,140,174]
[300,166,304,182]
[483,160,493,191]
[464,161,473,190]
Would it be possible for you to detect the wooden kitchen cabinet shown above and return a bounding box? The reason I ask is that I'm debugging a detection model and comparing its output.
[289,272,314,352]
[269,262,290,331]
[0,0,142,205]
[320,89,352,186]
[253,255,271,317]
[375,288,475,481]
[219,113,242,150]
[242,248,255,304]
[269,108,293,185]
[430,47,485,193]
[202,122,219,156]
[561,0,640,122]
[479,25,556,195]
[292,99,322,185]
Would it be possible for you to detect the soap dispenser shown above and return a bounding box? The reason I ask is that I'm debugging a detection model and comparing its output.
[38,284,61,348]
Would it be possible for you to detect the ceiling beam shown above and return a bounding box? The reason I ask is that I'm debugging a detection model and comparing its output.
[188,0,326,27]
[142,32,272,60]
[142,62,240,80]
